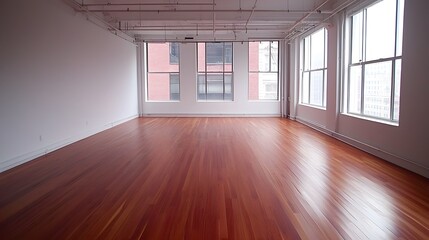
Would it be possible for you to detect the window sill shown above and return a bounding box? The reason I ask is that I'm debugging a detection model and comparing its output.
[146,100,181,103]
[341,112,399,126]
[298,103,326,110]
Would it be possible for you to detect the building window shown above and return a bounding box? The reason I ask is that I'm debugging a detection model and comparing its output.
[170,43,179,64]
[300,28,327,107]
[345,0,403,122]
[147,42,180,101]
[197,42,233,101]
[249,41,279,100]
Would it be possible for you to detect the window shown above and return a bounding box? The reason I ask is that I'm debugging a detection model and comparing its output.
[300,28,327,107]
[249,41,279,100]
[197,42,233,101]
[170,43,179,64]
[147,42,180,101]
[345,0,403,122]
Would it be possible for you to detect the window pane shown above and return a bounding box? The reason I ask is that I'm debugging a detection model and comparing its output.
[170,43,180,64]
[249,42,260,72]
[259,41,270,71]
[147,73,170,101]
[349,65,362,114]
[224,74,233,101]
[394,59,401,121]
[396,0,404,56]
[271,42,279,71]
[198,43,206,72]
[351,11,363,64]
[224,42,233,65]
[310,29,325,69]
[258,73,278,100]
[197,74,206,100]
[366,0,396,61]
[304,37,310,71]
[148,43,179,72]
[302,72,309,104]
[363,61,392,119]
[249,72,259,100]
[170,74,180,101]
[310,70,324,106]
[206,42,223,64]
[207,74,224,100]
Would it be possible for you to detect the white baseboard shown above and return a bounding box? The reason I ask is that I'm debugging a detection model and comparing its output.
[295,116,429,178]
[0,114,138,173]
[141,113,281,117]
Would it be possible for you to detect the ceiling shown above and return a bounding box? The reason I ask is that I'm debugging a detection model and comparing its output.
[65,0,353,42]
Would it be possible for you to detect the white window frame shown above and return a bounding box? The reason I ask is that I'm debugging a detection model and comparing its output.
[342,0,403,123]
[299,27,328,108]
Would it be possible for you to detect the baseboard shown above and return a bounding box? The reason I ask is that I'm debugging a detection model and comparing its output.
[295,116,429,178]
[0,114,138,173]
[141,113,281,117]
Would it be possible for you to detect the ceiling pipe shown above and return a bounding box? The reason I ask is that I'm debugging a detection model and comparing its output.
[79,9,332,14]
[82,2,215,7]
[126,27,288,32]
[65,0,136,43]
[245,0,258,30]
[287,0,359,41]
[284,0,330,39]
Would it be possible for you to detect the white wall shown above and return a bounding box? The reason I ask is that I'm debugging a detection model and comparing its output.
[289,0,429,177]
[0,0,138,172]
[140,42,281,116]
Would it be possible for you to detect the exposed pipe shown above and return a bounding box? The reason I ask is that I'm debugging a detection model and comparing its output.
[79,9,332,14]
[212,0,215,40]
[82,2,215,7]
[284,0,330,39]
[287,0,359,41]
[245,0,258,30]
[65,0,136,43]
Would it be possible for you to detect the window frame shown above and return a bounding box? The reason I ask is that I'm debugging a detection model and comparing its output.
[343,0,403,123]
[299,27,328,108]
[248,41,280,101]
[146,42,180,102]
[197,42,234,101]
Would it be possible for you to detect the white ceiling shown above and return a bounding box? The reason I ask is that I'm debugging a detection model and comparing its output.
[66,0,351,42]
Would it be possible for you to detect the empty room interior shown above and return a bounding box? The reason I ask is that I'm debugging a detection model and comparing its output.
[1,0,428,239]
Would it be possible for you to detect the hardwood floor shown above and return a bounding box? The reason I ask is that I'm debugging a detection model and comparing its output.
[0,118,428,239]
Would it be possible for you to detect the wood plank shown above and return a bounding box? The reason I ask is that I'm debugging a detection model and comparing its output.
[0,118,428,239]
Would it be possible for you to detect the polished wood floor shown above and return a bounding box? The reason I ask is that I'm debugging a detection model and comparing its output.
[0,118,428,239]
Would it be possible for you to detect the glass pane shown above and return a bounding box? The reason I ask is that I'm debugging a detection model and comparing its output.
[311,29,325,70]
[270,41,279,71]
[323,70,327,106]
[258,72,278,100]
[169,43,180,64]
[363,61,392,119]
[249,42,259,72]
[207,74,224,100]
[396,0,404,56]
[302,72,309,104]
[197,43,206,72]
[224,74,233,101]
[224,42,233,65]
[148,43,179,72]
[147,73,170,101]
[393,59,401,121]
[197,74,206,100]
[351,11,363,64]
[366,0,396,61]
[304,37,311,71]
[349,65,362,114]
[249,72,259,100]
[206,42,224,64]
[169,74,180,101]
[259,41,270,71]
[310,70,324,106]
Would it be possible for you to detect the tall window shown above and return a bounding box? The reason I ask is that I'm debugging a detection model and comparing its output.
[197,42,233,101]
[147,42,180,101]
[300,28,327,107]
[345,0,404,122]
[249,41,279,100]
